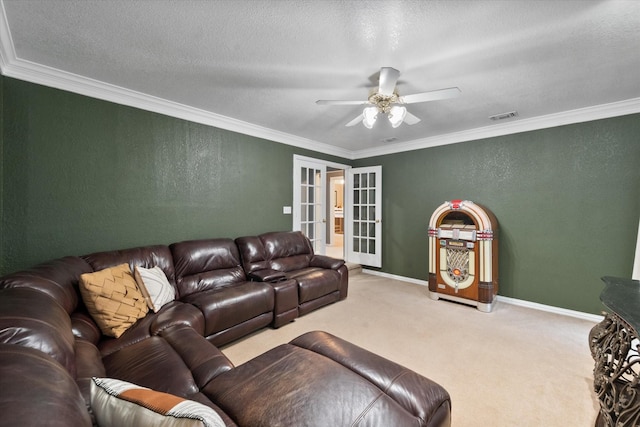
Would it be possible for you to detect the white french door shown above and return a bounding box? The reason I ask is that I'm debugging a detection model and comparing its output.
[346,166,382,267]
[293,158,326,254]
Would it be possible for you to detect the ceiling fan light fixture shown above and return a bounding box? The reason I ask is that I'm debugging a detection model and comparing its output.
[388,105,407,128]
[317,67,460,130]
[363,106,378,129]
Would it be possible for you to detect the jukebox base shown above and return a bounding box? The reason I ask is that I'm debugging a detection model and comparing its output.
[428,290,495,313]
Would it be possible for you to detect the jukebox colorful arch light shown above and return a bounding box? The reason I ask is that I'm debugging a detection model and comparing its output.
[428,200,499,312]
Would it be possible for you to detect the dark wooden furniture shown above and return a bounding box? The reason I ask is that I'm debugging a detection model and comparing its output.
[589,276,640,426]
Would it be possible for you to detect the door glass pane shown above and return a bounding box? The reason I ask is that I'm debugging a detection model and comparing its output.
[301,167,308,185]
[308,225,314,239]
[345,166,381,266]
[315,184,322,205]
[301,186,307,203]
[309,205,315,221]
[301,206,307,221]
[308,169,315,185]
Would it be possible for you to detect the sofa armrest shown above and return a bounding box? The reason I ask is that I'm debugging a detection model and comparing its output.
[248,269,286,282]
[158,325,234,388]
[290,331,451,427]
[150,301,205,336]
[310,255,345,270]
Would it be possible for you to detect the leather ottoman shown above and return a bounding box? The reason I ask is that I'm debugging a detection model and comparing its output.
[205,331,451,427]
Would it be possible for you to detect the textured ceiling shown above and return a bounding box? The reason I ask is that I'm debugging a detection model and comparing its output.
[1,0,639,157]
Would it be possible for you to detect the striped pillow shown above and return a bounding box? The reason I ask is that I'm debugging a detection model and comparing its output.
[134,266,175,312]
[90,377,225,427]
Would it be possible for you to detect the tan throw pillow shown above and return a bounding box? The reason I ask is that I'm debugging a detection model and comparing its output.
[79,263,148,338]
[90,377,225,427]
[133,265,175,312]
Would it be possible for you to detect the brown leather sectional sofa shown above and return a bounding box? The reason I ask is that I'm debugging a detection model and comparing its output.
[0,230,451,426]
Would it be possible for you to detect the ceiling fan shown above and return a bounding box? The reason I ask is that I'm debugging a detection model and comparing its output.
[316,67,461,129]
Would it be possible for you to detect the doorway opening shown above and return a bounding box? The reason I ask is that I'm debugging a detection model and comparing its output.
[326,168,345,259]
[292,155,348,258]
[293,155,381,266]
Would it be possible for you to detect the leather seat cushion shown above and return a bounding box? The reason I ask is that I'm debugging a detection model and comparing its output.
[101,336,199,398]
[294,269,340,304]
[181,282,274,336]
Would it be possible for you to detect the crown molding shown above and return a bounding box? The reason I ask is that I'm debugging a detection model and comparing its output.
[0,56,354,159]
[4,49,637,162]
[1,2,637,162]
[352,97,640,159]
[0,1,14,70]
[0,1,353,160]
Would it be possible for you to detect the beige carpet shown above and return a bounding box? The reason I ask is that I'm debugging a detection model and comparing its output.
[221,273,600,426]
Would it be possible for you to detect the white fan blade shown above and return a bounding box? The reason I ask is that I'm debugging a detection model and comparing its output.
[403,111,421,125]
[345,114,364,127]
[399,87,461,104]
[316,99,368,105]
[378,67,400,96]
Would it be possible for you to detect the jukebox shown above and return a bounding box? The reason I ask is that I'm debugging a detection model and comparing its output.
[427,200,499,312]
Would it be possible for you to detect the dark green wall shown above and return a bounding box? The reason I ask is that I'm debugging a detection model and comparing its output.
[2,75,638,315]
[354,115,640,314]
[0,77,346,275]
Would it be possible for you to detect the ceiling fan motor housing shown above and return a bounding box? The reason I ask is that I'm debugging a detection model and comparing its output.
[368,92,400,113]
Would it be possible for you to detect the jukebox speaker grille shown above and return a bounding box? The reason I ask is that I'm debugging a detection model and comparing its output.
[446,247,470,283]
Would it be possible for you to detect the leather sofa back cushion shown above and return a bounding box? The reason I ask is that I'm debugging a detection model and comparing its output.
[260,231,313,272]
[236,231,314,274]
[0,344,92,427]
[171,239,247,298]
[261,231,313,259]
[271,254,313,272]
[234,236,268,273]
[0,256,93,314]
[79,264,149,338]
[91,377,225,427]
[0,288,77,377]
[82,245,177,287]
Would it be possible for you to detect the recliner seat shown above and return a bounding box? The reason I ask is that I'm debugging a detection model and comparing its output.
[236,230,348,316]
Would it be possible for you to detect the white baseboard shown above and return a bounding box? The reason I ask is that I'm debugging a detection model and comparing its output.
[361,269,604,323]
